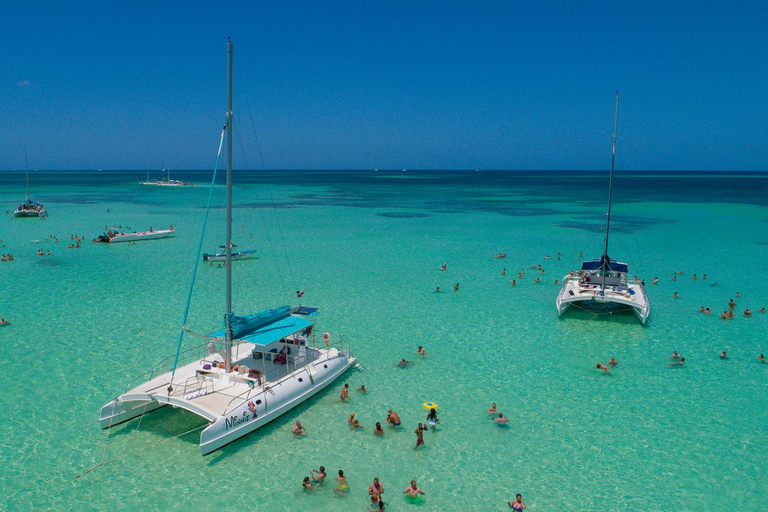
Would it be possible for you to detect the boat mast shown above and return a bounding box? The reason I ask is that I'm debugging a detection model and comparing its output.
[24,144,30,202]
[225,38,234,372]
[601,91,620,290]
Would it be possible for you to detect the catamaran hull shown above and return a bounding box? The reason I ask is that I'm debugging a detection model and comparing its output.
[557,295,649,324]
[199,353,355,455]
[103,230,175,243]
[99,397,166,428]
[13,210,43,218]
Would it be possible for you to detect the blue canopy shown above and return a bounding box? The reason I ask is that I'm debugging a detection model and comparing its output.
[580,259,629,273]
[208,306,314,346]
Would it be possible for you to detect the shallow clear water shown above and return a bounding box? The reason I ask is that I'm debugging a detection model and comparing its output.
[1,170,767,511]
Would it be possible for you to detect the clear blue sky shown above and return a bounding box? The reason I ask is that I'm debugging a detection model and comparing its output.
[2,1,767,171]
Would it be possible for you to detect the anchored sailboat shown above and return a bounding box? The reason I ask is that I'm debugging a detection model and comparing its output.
[555,92,650,324]
[13,145,47,218]
[100,39,355,455]
[140,164,195,186]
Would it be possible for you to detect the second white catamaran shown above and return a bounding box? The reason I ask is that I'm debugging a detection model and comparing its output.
[100,39,355,455]
[555,92,650,324]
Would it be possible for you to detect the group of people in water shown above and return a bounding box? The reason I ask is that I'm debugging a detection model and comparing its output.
[301,469,428,510]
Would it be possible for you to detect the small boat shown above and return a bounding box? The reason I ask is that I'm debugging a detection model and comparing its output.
[100,39,355,456]
[13,145,47,218]
[203,249,256,262]
[93,228,175,243]
[140,165,195,187]
[555,92,650,324]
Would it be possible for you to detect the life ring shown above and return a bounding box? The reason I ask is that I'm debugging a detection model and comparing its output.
[322,332,330,346]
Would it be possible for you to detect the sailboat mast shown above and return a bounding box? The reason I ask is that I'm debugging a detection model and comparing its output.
[601,91,620,290]
[24,144,30,202]
[225,38,234,372]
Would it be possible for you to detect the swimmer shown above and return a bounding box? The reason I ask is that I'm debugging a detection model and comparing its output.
[357,384,367,393]
[348,413,356,425]
[744,308,752,317]
[674,291,679,299]
[374,422,384,435]
[729,299,736,310]
[652,277,659,285]
[508,493,526,510]
[673,275,677,281]
[671,351,681,360]
[699,306,705,313]
[553,279,558,285]
[415,423,425,448]
[760,307,766,313]
[386,410,401,426]
[719,350,728,359]
[493,413,509,424]
[454,283,459,291]
[511,280,516,287]
[397,359,411,367]
[608,356,618,367]
[705,307,711,314]
[487,403,497,414]
[334,469,349,494]
[441,263,447,271]
[341,383,349,401]
[403,480,425,497]
[593,363,610,373]
[302,476,317,490]
[309,466,327,483]
[292,421,306,436]
[369,477,384,504]
[736,292,741,298]
[426,408,439,429]
[759,354,767,363]
[702,273,707,279]
[534,277,541,284]
[352,419,364,429]
[417,346,428,356]
[435,287,441,293]
[669,357,685,367]
[692,274,697,280]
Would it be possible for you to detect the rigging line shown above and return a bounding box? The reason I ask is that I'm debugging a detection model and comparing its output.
[168,126,226,391]
[232,116,292,304]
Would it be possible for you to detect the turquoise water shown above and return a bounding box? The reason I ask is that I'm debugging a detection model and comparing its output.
[1,171,767,511]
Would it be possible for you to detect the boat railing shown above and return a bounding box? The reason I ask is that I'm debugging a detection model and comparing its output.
[221,333,353,415]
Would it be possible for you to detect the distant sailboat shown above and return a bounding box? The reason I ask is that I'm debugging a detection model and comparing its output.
[12,145,47,218]
[140,164,195,186]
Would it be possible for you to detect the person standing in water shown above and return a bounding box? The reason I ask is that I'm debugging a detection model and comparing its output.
[369,477,385,505]
[508,493,526,510]
[387,409,401,426]
[340,383,349,401]
[334,469,349,494]
[403,480,425,497]
[415,423,425,448]
[417,346,428,356]
[309,466,327,484]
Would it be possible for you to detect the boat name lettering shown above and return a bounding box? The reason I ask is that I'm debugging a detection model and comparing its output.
[225,411,250,431]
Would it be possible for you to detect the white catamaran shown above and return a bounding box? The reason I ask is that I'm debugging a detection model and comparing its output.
[140,165,195,187]
[13,145,47,218]
[555,92,650,324]
[100,39,355,455]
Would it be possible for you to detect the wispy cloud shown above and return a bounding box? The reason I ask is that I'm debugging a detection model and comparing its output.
[16,79,32,87]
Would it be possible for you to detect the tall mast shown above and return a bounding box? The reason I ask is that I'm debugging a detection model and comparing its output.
[146,160,149,183]
[225,38,234,371]
[24,144,30,202]
[601,91,620,290]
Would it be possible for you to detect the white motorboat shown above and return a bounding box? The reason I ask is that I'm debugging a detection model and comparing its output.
[100,39,355,455]
[555,92,650,324]
[12,145,47,218]
[92,228,175,243]
[203,249,256,262]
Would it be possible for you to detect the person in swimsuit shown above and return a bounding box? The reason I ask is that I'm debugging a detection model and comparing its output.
[340,383,349,401]
[292,421,305,436]
[398,359,411,367]
[671,351,681,359]
[334,469,349,494]
[608,357,618,367]
[374,422,384,435]
[720,350,728,359]
[669,357,685,367]
[369,477,384,504]
[493,413,508,424]
[487,403,497,414]
[508,493,526,510]
[758,354,767,363]
[426,409,439,430]
[417,346,428,356]
[302,476,317,490]
[357,385,367,394]
[352,419,364,429]
[387,409,401,426]
[593,363,610,373]
[309,466,326,483]
[403,480,425,497]
[348,413,356,426]
[415,423,425,448]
